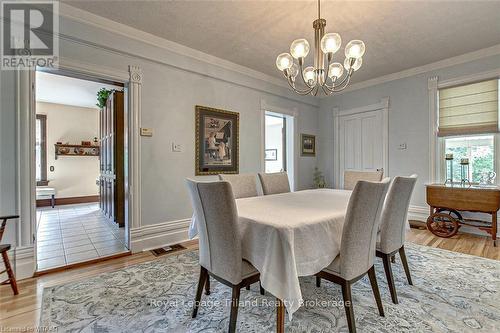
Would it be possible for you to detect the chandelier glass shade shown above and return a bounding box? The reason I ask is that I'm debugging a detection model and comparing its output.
[276,0,365,96]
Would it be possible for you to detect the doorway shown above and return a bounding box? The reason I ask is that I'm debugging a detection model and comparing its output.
[34,70,129,271]
[264,111,295,188]
[334,99,389,188]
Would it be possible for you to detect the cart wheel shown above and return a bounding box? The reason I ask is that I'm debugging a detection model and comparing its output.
[426,212,460,238]
[436,208,463,221]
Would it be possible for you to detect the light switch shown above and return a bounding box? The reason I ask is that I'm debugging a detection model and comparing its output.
[398,143,407,150]
[172,142,182,152]
[140,128,153,137]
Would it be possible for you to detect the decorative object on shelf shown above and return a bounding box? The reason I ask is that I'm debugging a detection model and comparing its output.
[54,144,100,160]
[195,105,239,175]
[275,0,365,96]
[313,167,326,188]
[460,158,470,186]
[93,137,99,145]
[444,153,454,185]
[96,88,114,109]
[265,149,278,161]
[81,141,91,146]
[301,134,316,156]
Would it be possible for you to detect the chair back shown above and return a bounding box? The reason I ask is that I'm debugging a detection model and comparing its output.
[378,175,417,254]
[343,170,383,190]
[218,174,259,199]
[339,178,390,280]
[185,179,243,284]
[258,172,291,195]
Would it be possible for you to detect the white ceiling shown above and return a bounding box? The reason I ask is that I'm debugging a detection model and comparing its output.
[36,71,121,108]
[63,1,500,83]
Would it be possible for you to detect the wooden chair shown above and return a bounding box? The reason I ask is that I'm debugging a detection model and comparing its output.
[376,175,417,304]
[343,170,383,190]
[218,174,259,199]
[186,179,261,333]
[316,179,390,333]
[1,215,20,295]
[258,172,290,195]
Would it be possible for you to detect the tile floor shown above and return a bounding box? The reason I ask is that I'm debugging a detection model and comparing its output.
[36,203,128,271]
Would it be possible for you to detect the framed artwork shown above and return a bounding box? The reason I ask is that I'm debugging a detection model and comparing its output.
[265,149,278,161]
[301,134,316,156]
[195,105,239,175]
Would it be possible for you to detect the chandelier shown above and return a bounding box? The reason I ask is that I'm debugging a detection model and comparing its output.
[275,0,365,96]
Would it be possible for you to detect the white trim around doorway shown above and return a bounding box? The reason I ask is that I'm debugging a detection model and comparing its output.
[260,99,299,191]
[332,97,390,189]
[15,58,143,279]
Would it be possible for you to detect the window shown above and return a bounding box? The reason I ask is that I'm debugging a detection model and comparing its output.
[443,135,495,184]
[36,114,48,186]
[438,78,499,184]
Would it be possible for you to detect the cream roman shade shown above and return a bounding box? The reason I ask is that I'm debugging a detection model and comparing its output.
[438,79,499,137]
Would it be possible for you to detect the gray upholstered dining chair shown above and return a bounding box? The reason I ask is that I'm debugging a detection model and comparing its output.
[376,174,417,304]
[185,179,261,333]
[258,172,290,195]
[343,170,384,190]
[316,178,391,333]
[219,174,259,199]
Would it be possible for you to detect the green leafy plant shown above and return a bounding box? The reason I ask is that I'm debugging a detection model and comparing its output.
[313,167,327,188]
[96,88,114,109]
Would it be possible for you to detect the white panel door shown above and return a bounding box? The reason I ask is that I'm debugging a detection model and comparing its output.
[339,109,384,187]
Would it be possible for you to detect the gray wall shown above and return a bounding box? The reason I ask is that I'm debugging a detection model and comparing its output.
[0,13,320,245]
[318,54,500,207]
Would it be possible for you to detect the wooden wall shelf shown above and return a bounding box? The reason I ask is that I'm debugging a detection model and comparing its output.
[55,144,99,160]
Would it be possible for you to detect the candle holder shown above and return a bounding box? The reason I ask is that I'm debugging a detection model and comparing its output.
[460,158,470,186]
[444,154,453,185]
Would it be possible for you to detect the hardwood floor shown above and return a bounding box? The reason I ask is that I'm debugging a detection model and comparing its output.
[0,231,498,330]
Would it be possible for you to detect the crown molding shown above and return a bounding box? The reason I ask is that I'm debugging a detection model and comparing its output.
[334,44,500,95]
[59,3,289,90]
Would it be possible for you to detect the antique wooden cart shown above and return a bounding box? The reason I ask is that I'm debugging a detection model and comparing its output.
[426,184,500,246]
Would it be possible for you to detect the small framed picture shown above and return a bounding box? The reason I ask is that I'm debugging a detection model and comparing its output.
[265,149,278,161]
[301,134,316,156]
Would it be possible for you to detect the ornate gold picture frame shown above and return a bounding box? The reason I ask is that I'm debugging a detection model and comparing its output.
[195,105,239,175]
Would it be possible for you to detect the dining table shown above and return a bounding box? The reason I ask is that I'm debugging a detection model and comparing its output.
[189,188,353,332]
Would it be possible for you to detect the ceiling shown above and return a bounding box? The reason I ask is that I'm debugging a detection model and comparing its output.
[63,1,500,83]
[36,71,121,108]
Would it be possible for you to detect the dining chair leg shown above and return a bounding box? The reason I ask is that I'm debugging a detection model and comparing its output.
[276,298,285,333]
[367,267,384,317]
[316,276,321,287]
[192,266,208,318]
[229,286,241,333]
[246,285,250,290]
[399,246,413,285]
[259,282,265,295]
[381,254,398,304]
[1,252,19,295]
[205,275,211,295]
[341,280,356,333]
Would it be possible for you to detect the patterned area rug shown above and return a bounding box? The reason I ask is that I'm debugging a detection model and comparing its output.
[40,243,499,332]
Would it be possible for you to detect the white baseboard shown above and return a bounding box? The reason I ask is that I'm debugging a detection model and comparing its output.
[408,205,499,238]
[130,218,192,253]
[0,245,35,281]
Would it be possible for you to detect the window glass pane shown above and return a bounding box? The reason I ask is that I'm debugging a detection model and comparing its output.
[35,118,42,181]
[444,135,495,184]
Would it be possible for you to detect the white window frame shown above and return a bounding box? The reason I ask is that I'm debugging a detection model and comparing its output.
[438,133,499,185]
[428,69,500,185]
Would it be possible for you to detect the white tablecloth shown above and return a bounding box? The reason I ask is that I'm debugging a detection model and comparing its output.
[189,188,352,318]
